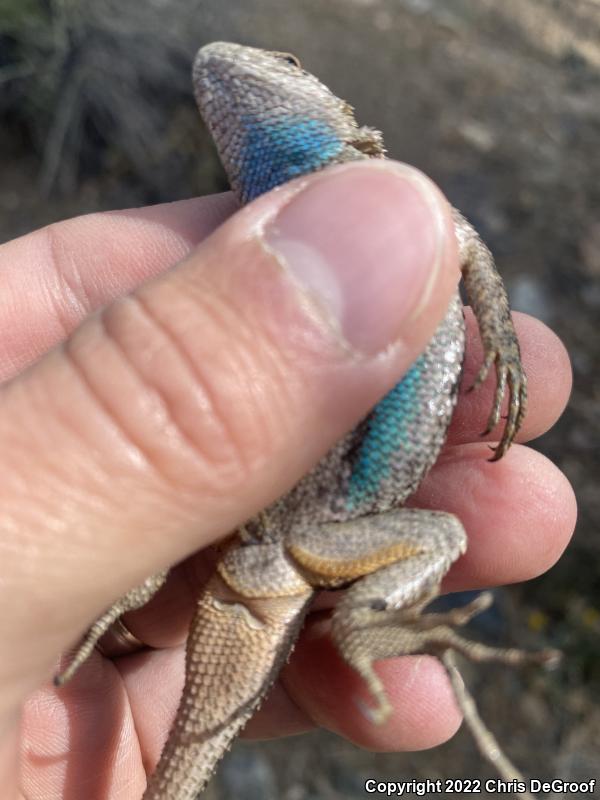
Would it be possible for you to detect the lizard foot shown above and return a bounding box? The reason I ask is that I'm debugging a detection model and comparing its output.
[333,589,559,725]
[333,586,559,796]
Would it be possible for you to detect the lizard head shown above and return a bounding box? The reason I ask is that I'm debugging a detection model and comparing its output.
[193,42,384,204]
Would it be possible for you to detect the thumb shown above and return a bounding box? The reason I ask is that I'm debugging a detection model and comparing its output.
[0,160,458,712]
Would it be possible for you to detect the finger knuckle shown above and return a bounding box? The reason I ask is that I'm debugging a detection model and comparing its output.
[65,286,289,497]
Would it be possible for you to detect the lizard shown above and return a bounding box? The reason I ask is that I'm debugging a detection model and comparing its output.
[54,42,559,800]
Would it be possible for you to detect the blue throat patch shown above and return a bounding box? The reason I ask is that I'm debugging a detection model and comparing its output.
[238,115,344,201]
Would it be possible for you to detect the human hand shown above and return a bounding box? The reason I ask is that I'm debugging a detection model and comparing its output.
[0,162,574,798]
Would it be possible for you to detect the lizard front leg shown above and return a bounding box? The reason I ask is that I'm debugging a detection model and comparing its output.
[54,569,169,686]
[453,208,527,459]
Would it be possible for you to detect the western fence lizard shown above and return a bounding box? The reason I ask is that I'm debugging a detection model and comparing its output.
[55,42,558,800]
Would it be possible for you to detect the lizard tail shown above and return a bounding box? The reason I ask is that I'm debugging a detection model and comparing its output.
[142,572,312,800]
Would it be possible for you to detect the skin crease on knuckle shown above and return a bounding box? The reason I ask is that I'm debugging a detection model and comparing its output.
[84,213,329,497]
[63,272,292,506]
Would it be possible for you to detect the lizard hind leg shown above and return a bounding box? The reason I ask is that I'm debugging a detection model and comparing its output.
[287,508,559,785]
[287,508,469,722]
[54,569,169,686]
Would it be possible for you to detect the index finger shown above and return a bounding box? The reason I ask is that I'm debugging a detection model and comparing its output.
[0,194,236,382]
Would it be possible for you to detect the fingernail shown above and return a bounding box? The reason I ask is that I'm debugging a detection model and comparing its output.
[264,162,448,356]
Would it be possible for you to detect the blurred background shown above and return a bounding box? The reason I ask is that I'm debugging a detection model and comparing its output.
[1,0,599,796]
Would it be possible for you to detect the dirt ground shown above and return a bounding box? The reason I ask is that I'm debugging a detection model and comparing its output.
[1,0,598,797]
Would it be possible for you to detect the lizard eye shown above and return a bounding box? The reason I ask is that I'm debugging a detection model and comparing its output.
[272,51,302,69]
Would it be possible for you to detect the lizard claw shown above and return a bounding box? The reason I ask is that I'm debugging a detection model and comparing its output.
[469,344,527,461]
[488,359,527,461]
